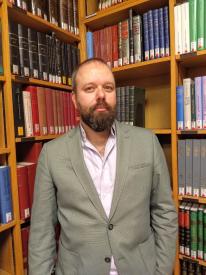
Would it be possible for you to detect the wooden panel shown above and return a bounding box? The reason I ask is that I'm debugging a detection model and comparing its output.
[145,84,171,129]
[0,148,10,155]
[176,49,206,69]
[0,85,5,147]
[15,134,60,143]
[0,221,16,233]
[83,0,168,30]
[179,195,206,204]
[7,4,80,43]
[0,230,14,275]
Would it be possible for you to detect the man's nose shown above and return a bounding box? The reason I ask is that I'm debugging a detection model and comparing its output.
[96,86,105,99]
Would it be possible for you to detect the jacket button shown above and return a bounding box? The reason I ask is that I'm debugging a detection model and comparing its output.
[105,257,111,263]
[108,224,113,230]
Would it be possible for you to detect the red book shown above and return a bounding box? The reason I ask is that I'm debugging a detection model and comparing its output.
[56,91,61,134]
[21,226,30,267]
[18,162,36,210]
[25,86,40,136]
[93,30,101,58]
[112,24,118,68]
[17,165,30,220]
[37,87,47,135]
[63,91,69,132]
[60,91,65,133]
[17,142,43,163]
[45,88,54,135]
[67,92,71,130]
[52,90,58,134]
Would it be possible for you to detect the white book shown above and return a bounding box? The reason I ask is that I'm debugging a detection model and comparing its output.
[174,5,182,54]
[22,90,33,137]
[183,78,192,130]
[181,2,190,53]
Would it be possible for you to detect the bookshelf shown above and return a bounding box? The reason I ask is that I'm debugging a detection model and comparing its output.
[0,0,81,274]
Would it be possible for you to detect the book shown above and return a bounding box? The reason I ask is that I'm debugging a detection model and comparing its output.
[121,19,130,65]
[133,14,142,62]
[176,86,184,130]
[194,76,203,129]
[36,87,47,135]
[59,0,68,30]
[143,12,149,61]
[148,10,154,60]
[197,0,204,50]
[37,32,48,81]
[185,139,193,195]
[22,90,33,137]
[200,139,206,197]
[28,28,39,79]
[183,78,192,130]
[190,203,198,259]
[0,166,13,224]
[9,19,20,75]
[48,0,58,26]
[86,31,94,59]
[192,139,201,196]
[189,0,197,52]
[202,76,206,128]
[163,6,170,56]
[178,140,186,195]
[18,24,30,77]
[12,83,25,137]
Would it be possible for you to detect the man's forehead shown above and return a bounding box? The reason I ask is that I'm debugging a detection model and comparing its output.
[77,62,113,77]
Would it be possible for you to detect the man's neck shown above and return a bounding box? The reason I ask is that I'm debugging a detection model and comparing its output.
[80,121,111,154]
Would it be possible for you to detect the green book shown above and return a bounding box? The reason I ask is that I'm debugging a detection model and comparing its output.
[197,0,204,50]
[189,0,197,51]
[203,207,206,260]
[198,204,204,259]
[190,203,198,259]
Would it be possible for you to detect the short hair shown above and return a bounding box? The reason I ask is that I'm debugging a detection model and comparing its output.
[72,58,113,93]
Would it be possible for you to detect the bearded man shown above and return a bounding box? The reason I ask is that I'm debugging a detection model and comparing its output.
[29,58,177,275]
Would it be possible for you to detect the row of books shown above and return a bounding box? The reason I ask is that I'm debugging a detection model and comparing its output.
[174,0,206,55]
[116,86,145,127]
[8,0,79,35]
[180,259,206,274]
[98,0,126,10]
[176,77,206,130]
[0,166,13,224]
[9,20,80,84]
[16,142,42,220]
[86,6,170,68]
[179,201,206,260]
[12,84,78,138]
[178,139,206,197]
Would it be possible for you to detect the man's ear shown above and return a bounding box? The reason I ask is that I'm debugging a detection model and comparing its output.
[71,92,77,109]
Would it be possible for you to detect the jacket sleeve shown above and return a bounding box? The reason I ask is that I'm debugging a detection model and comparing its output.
[28,143,58,275]
[150,134,178,275]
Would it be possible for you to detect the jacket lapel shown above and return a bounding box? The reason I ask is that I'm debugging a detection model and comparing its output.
[109,122,131,220]
[67,127,108,222]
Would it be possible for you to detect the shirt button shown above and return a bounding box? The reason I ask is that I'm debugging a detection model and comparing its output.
[108,224,113,230]
[105,257,111,263]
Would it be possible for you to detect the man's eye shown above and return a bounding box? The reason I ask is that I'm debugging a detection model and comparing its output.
[104,86,113,92]
[85,87,94,93]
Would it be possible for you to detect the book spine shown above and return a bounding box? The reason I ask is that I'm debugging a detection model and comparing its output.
[148,10,154,60]
[153,9,160,59]
[121,19,130,65]
[158,8,165,57]
[195,76,203,129]
[37,32,48,81]
[118,21,123,66]
[9,20,20,75]
[183,78,192,130]
[18,24,30,77]
[12,84,25,137]
[176,85,184,130]
[189,0,197,52]
[125,86,130,124]
[185,139,193,195]
[179,202,186,254]
[163,6,170,56]
[204,208,206,260]
[190,204,198,259]
[200,140,206,197]
[129,9,134,64]
[191,80,196,129]
[197,0,205,50]
[0,166,13,224]
[120,87,125,122]
[86,31,94,59]
[28,28,39,79]
[198,204,204,260]
[116,87,121,121]
[112,24,118,68]
[185,203,191,256]
[22,90,33,137]
[202,76,206,128]
[133,15,142,62]
[192,139,201,196]
[143,12,149,61]
[178,139,186,195]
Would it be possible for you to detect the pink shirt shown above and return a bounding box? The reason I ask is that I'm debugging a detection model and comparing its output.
[80,125,118,275]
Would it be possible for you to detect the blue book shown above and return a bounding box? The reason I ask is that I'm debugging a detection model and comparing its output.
[0,166,13,224]
[86,31,94,59]
[176,86,184,130]
[153,9,160,58]
[148,10,154,59]
[158,8,165,57]
[143,12,149,61]
[163,6,170,56]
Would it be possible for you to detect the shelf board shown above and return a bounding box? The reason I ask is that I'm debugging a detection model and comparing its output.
[7,4,80,43]
[177,129,206,135]
[12,75,72,91]
[84,0,168,30]
[151,129,171,135]
[179,254,206,267]
[179,195,206,204]
[0,220,16,233]
[113,57,170,83]
[176,49,206,68]
[0,148,10,155]
[15,134,61,143]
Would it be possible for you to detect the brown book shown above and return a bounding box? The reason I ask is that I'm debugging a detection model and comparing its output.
[121,19,130,65]
[48,0,58,26]
[72,0,79,35]
[68,0,74,33]
[16,165,30,220]
[86,0,98,16]
[21,227,30,268]
[36,87,47,135]
[112,24,118,68]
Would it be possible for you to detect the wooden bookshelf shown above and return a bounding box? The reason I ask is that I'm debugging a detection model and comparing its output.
[179,254,206,268]
[0,148,10,155]
[177,129,206,135]
[7,3,80,43]
[0,75,5,82]
[15,134,61,143]
[11,75,72,91]
[176,49,206,68]
[179,195,206,204]
[0,221,16,233]
[0,269,11,275]
[152,129,172,135]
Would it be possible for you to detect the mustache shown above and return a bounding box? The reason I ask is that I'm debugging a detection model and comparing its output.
[90,101,111,111]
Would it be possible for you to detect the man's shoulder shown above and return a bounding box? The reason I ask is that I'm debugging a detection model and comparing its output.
[117,122,154,138]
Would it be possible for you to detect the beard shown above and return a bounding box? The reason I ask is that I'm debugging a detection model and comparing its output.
[77,99,116,132]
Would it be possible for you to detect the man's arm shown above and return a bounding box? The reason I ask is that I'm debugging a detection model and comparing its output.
[29,144,58,275]
[151,134,178,275]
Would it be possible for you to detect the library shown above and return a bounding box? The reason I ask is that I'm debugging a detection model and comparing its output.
[0,0,205,274]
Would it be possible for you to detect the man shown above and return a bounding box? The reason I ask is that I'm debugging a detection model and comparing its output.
[29,58,177,275]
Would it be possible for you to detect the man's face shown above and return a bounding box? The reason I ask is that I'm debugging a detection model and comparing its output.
[72,62,116,132]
